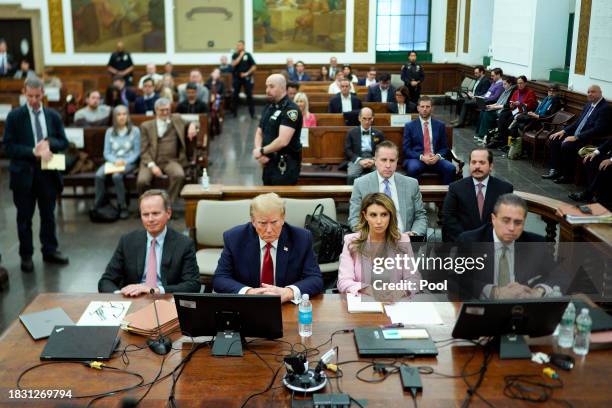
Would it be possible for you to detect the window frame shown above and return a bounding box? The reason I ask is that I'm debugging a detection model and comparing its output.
[375,0,432,53]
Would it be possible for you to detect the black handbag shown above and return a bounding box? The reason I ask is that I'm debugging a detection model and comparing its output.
[304,204,349,264]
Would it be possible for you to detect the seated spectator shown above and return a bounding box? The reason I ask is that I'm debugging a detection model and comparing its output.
[290,60,311,82]
[294,92,316,128]
[137,98,198,204]
[159,86,175,103]
[107,40,134,85]
[475,76,516,140]
[138,63,163,89]
[328,79,362,113]
[328,71,353,94]
[0,39,14,77]
[98,189,200,295]
[178,69,209,109]
[338,193,420,296]
[160,74,177,92]
[13,60,36,80]
[133,77,159,114]
[316,66,329,81]
[481,68,505,104]
[510,84,562,138]
[176,82,208,114]
[451,65,492,128]
[285,57,295,78]
[219,55,232,73]
[345,107,384,184]
[328,56,339,80]
[205,68,226,104]
[42,67,62,89]
[105,76,136,107]
[359,67,377,87]
[74,90,111,127]
[388,85,416,114]
[403,96,456,185]
[163,61,176,78]
[366,73,396,103]
[487,75,537,148]
[93,105,140,218]
[569,139,612,208]
[542,85,610,183]
[342,64,358,83]
[287,82,300,100]
[212,193,324,303]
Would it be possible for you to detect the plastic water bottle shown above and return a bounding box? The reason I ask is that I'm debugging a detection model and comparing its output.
[557,302,575,348]
[200,168,209,190]
[549,285,563,298]
[573,308,592,356]
[298,294,313,337]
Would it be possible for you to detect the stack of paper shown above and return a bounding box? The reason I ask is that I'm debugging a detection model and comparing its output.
[346,294,384,313]
[121,299,179,337]
[556,203,612,224]
[384,302,444,325]
[78,301,131,326]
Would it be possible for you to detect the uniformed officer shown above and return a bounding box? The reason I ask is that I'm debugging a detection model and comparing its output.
[400,51,425,104]
[231,40,257,118]
[107,41,134,86]
[252,74,303,185]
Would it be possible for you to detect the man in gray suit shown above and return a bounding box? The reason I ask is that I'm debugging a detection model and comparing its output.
[349,141,428,236]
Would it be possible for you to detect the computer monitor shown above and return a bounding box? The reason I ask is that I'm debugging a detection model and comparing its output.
[174,293,283,357]
[451,298,569,359]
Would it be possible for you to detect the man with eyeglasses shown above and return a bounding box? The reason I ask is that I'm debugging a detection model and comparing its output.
[344,107,385,185]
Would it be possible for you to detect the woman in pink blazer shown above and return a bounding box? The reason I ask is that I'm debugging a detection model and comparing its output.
[294,92,317,128]
[337,193,420,296]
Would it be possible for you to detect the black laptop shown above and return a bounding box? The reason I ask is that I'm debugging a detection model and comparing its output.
[354,327,438,357]
[40,326,121,361]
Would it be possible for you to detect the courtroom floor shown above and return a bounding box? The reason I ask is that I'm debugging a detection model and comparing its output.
[0,106,583,334]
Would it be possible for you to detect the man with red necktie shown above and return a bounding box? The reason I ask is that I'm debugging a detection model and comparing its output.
[213,193,323,303]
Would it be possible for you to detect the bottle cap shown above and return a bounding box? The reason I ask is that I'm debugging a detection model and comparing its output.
[302,294,309,301]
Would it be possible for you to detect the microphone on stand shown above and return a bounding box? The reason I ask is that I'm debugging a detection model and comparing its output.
[147,288,172,355]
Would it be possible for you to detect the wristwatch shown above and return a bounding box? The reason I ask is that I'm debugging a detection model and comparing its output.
[149,288,155,295]
[260,146,265,156]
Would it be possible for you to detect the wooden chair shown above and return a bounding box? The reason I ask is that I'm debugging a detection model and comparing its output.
[521,110,575,165]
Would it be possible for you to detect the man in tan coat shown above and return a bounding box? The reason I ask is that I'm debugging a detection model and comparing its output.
[137,98,197,203]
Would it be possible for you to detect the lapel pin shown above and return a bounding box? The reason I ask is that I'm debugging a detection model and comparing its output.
[284,246,289,252]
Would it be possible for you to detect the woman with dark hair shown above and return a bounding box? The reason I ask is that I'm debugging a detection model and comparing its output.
[337,193,420,297]
[342,64,358,83]
[316,66,329,81]
[388,85,416,114]
[93,105,140,218]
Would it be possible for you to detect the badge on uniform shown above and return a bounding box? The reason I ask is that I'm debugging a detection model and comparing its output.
[287,110,298,122]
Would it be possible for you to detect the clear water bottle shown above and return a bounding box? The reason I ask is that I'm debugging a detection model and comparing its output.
[557,302,575,348]
[298,294,312,337]
[573,308,592,356]
[200,168,209,190]
[549,285,563,298]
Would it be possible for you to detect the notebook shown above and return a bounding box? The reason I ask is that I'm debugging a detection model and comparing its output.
[20,307,74,340]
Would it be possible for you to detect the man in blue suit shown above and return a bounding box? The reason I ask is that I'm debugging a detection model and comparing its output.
[213,193,323,303]
[543,85,611,183]
[3,78,69,272]
[289,61,311,82]
[402,96,456,185]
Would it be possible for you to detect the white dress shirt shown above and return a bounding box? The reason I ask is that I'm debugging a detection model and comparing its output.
[341,94,353,113]
[397,104,407,114]
[418,116,441,159]
[364,78,377,87]
[380,88,388,103]
[156,118,170,137]
[472,176,489,199]
[377,172,405,232]
[26,104,48,144]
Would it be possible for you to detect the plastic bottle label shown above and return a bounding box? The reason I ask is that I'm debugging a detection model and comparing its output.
[299,310,312,324]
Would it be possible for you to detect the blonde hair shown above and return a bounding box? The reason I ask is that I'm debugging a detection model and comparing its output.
[250,193,286,218]
[159,87,174,102]
[294,92,310,116]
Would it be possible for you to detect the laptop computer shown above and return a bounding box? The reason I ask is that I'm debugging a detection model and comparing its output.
[40,326,121,361]
[20,307,74,340]
[354,327,438,357]
[474,96,488,109]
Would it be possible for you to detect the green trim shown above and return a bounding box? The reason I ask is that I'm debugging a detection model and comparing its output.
[565,13,574,69]
[483,56,491,66]
[376,51,433,63]
[549,68,569,85]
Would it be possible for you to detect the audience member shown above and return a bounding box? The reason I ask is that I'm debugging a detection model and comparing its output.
[159,86,175,103]
[137,98,197,204]
[13,60,36,80]
[359,67,378,87]
[178,69,209,108]
[349,141,427,236]
[543,85,610,184]
[344,107,384,184]
[138,63,163,89]
[442,148,513,242]
[94,105,140,218]
[294,92,316,128]
[388,86,416,114]
[366,73,396,103]
[481,68,504,104]
[403,96,455,184]
[205,68,226,107]
[290,60,311,81]
[401,51,424,103]
[287,82,300,100]
[339,193,420,296]
[569,139,612,208]
[451,65,491,128]
[328,56,339,80]
[133,77,160,115]
[4,77,70,272]
[328,79,362,113]
[74,90,111,127]
[105,76,136,107]
[328,71,354,94]
[98,189,200,295]
[316,66,329,81]
[285,58,295,78]
[476,76,516,140]
[342,64,358,83]
[0,38,14,77]
[231,40,257,118]
[219,55,232,73]
[107,41,134,85]
[177,82,208,114]
[213,193,323,303]
[510,84,562,138]
[163,61,176,78]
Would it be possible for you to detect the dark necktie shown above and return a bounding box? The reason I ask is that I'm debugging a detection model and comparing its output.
[477,183,485,220]
[33,109,44,143]
[261,243,274,285]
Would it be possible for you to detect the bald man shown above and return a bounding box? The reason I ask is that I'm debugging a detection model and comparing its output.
[252,74,303,185]
[344,107,385,184]
[543,85,611,183]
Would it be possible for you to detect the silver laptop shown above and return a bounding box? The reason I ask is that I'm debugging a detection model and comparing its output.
[20,307,74,340]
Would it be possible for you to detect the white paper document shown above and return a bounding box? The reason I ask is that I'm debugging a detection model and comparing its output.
[41,154,66,171]
[104,162,126,175]
[346,294,383,313]
[300,128,309,148]
[384,302,444,325]
[78,301,131,326]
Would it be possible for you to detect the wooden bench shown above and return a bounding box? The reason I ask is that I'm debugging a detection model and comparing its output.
[314,113,415,127]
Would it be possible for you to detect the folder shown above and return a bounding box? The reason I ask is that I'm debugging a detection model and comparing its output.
[121,299,179,337]
[41,154,66,171]
[104,162,126,175]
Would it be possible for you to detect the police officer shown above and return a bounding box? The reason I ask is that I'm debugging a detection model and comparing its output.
[400,51,425,104]
[252,74,303,185]
[231,40,257,118]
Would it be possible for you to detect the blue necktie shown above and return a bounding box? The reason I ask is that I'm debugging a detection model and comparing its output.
[575,105,595,136]
[383,179,392,198]
[33,109,44,143]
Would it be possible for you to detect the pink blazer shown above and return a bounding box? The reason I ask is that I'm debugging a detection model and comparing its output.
[337,232,421,294]
[303,113,317,128]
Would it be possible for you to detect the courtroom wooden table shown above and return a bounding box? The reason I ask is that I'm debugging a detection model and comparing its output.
[0,293,611,407]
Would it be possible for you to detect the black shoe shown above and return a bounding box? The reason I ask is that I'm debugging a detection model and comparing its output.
[554,176,572,184]
[43,251,69,265]
[541,170,560,179]
[21,258,34,273]
[569,191,593,202]
[119,208,130,220]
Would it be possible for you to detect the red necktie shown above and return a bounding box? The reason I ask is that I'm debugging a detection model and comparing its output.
[423,121,432,156]
[261,243,274,285]
[477,183,485,220]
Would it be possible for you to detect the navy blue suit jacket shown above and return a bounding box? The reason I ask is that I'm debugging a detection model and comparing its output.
[289,71,311,82]
[328,94,362,114]
[366,84,396,103]
[402,118,449,161]
[564,98,610,141]
[3,105,68,191]
[133,93,159,114]
[213,223,323,297]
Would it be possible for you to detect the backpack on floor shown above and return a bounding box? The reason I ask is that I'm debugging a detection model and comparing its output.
[507,137,523,160]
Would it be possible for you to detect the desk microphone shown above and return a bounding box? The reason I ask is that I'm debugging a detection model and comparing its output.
[147,292,172,355]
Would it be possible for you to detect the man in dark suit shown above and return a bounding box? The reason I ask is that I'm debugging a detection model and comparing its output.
[450,65,492,128]
[442,148,514,242]
[328,79,362,113]
[569,138,612,208]
[289,61,311,82]
[543,85,611,183]
[98,190,200,296]
[176,82,208,114]
[213,193,323,303]
[366,73,396,103]
[4,78,69,272]
[0,38,15,77]
[402,96,456,184]
[133,77,159,114]
[105,76,136,107]
[344,107,385,184]
[456,194,557,300]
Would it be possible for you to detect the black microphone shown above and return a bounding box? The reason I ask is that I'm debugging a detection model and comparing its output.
[147,292,172,355]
